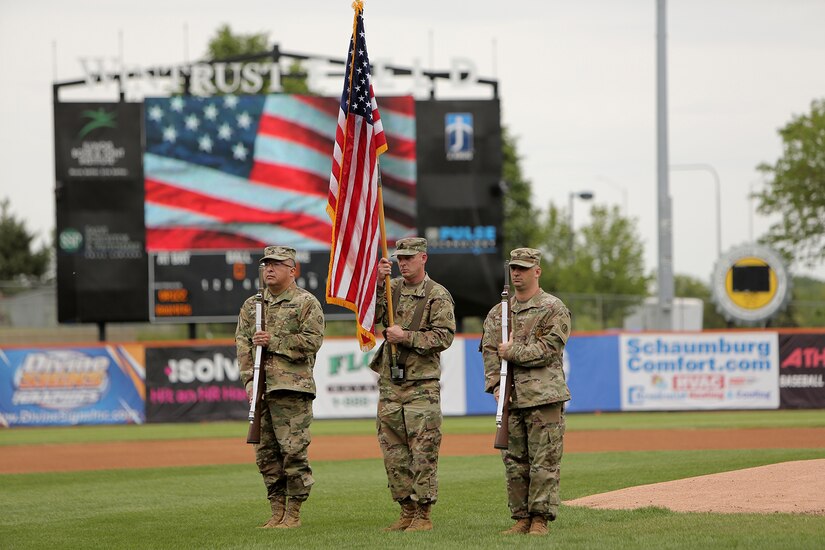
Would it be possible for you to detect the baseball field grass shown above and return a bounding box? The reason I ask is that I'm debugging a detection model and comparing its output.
[2,411,825,549]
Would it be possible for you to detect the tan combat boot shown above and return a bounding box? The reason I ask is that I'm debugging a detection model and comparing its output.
[405,502,433,532]
[528,515,549,536]
[383,498,417,531]
[500,518,531,535]
[274,499,303,529]
[260,496,286,528]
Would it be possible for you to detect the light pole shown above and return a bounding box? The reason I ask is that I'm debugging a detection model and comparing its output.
[670,163,722,259]
[569,190,595,258]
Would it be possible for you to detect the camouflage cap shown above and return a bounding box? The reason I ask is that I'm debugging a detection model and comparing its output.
[392,237,428,257]
[260,245,297,263]
[509,247,541,268]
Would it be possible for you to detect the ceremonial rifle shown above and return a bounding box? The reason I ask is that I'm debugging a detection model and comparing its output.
[246,263,267,444]
[494,262,513,450]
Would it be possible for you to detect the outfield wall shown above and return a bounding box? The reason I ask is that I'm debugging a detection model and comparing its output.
[1,330,824,426]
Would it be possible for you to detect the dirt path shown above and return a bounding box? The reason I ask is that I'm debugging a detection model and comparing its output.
[2,427,825,475]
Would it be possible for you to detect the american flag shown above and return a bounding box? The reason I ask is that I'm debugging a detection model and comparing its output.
[143,93,415,251]
[326,2,387,351]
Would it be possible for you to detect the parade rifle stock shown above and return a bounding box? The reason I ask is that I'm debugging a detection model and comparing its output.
[494,262,513,450]
[246,263,267,445]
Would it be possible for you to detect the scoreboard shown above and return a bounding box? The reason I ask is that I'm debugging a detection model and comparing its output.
[55,96,503,325]
[149,250,350,323]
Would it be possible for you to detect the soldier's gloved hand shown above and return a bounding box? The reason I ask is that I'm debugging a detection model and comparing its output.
[494,386,500,402]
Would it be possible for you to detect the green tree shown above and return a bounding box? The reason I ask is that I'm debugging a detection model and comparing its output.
[768,275,825,328]
[674,274,728,329]
[502,127,541,253]
[756,98,825,267]
[207,24,270,61]
[540,204,650,329]
[205,25,310,95]
[0,198,49,281]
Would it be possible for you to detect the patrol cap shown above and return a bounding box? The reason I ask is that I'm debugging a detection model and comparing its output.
[508,247,541,268]
[392,237,427,257]
[260,245,297,263]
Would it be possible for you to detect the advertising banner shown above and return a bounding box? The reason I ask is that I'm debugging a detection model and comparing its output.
[779,333,825,409]
[415,99,504,318]
[313,337,467,419]
[54,102,143,181]
[54,102,149,323]
[0,345,146,427]
[145,345,246,423]
[619,333,780,411]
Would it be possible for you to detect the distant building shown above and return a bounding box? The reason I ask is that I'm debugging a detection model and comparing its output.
[624,297,704,331]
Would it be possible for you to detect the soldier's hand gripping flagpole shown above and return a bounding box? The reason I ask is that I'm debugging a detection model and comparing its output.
[494,262,513,449]
[246,263,267,444]
[377,169,402,381]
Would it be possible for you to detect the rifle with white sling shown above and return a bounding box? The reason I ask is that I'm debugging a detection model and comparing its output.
[494,262,513,450]
[246,263,267,444]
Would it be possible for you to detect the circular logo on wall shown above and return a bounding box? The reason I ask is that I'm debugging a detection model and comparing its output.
[710,244,791,325]
[58,228,83,252]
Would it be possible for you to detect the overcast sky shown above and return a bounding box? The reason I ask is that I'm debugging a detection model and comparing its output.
[2,0,824,283]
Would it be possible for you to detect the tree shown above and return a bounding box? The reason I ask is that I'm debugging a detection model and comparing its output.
[0,198,50,281]
[502,127,542,253]
[207,24,270,61]
[540,204,650,329]
[205,24,310,94]
[756,98,825,267]
[673,274,728,329]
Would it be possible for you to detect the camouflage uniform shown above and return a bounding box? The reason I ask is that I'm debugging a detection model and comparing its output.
[369,238,456,506]
[481,248,571,522]
[236,246,325,505]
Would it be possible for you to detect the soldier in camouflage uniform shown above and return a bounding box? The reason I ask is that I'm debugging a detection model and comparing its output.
[236,245,324,530]
[371,237,456,532]
[481,247,571,536]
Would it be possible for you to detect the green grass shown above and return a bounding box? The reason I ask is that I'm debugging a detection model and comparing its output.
[2,449,824,549]
[2,410,824,446]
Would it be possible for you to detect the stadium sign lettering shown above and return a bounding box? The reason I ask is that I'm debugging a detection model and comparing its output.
[781,347,825,368]
[165,353,239,383]
[77,56,480,97]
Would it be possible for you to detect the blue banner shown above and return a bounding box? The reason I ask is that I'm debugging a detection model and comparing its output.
[566,335,621,412]
[0,346,146,427]
[463,334,620,414]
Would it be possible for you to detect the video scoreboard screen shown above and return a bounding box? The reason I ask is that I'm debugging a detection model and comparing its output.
[55,96,503,325]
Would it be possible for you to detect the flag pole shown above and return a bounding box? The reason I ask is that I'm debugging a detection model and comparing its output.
[376,168,398,368]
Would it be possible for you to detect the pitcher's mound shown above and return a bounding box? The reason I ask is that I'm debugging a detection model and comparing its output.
[565,459,825,515]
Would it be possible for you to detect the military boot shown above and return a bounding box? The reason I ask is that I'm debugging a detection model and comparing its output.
[500,518,531,535]
[274,499,303,529]
[405,502,433,532]
[383,498,417,531]
[260,496,286,528]
[528,515,549,536]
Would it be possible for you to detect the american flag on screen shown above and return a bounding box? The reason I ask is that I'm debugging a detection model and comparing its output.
[326,1,388,351]
[143,93,415,251]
